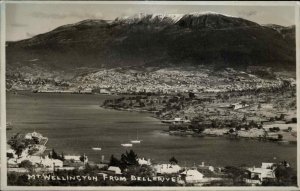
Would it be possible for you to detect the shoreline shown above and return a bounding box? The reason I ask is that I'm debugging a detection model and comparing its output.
[102,106,297,145]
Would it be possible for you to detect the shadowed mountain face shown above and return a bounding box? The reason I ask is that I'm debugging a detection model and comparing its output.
[6,13,295,77]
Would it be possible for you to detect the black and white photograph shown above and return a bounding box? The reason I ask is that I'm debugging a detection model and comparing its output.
[2,1,299,189]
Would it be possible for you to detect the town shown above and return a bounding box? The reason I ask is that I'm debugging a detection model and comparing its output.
[6,131,297,186]
[102,71,296,143]
[6,66,295,95]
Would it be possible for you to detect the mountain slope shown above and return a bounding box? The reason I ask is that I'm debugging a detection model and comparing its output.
[6,13,295,79]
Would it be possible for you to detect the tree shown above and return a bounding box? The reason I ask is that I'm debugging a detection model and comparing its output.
[120,150,138,167]
[7,133,30,158]
[277,134,283,141]
[7,153,14,159]
[80,154,87,163]
[60,152,65,161]
[223,166,250,185]
[188,92,195,99]
[287,127,292,132]
[279,114,285,120]
[242,115,247,122]
[229,129,235,133]
[50,149,59,159]
[274,163,297,186]
[109,155,121,167]
[257,103,261,110]
[19,160,33,169]
[169,156,178,164]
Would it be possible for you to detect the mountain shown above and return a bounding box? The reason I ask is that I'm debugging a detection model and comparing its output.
[6,12,296,79]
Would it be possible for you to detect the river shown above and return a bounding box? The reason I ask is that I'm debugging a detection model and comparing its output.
[6,92,297,168]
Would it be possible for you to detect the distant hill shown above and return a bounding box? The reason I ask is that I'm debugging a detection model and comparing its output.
[6,12,295,78]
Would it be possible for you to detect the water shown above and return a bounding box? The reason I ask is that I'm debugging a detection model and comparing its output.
[7,92,297,168]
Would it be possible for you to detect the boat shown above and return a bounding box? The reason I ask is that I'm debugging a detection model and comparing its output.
[130,129,142,144]
[121,143,133,147]
[92,147,102,151]
[130,140,141,144]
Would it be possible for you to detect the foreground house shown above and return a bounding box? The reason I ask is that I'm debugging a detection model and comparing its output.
[181,169,204,183]
[107,166,122,175]
[138,158,151,166]
[154,164,181,174]
[8,155,63,169]
[248,163,276,181]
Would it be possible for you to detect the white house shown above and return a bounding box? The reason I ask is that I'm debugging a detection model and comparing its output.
[198,162,214,172]
[7,158,19,168]
[138,158,151,166]
[261,163,275,169]
[107,166,122,174]
[64,155,84,163]
[230,102,249,110]
[8,155,63,169]
[154,164,181,174]
[248,163,276,181]
[39,156,63,169]
[25,131,43,141]
[181,169,204,183]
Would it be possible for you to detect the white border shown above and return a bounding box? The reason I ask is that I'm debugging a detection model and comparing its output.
[2,0,298,6]
[1,1,300,191]
[296,1,300,189]
[1,1,7,190]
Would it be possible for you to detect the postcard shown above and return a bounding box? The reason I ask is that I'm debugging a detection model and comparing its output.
[1,1,299,190]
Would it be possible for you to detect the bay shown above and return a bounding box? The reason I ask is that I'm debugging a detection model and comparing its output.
[6,92,297,168]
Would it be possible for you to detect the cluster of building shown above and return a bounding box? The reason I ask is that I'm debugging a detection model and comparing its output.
[8,67,294,95]
[71,68,291,95]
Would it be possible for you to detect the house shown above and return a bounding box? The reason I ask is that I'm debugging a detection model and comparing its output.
[25,131,43,141]
[107,166,122,174]
[230,102,249,110]
[8,168,29,173]
[7,158,19,168]
[260,104,273,109]
[198,162,214,172]
[39,156,63,169]
[138,158,151,166]
[248,163,276,181]
[56,166,76,171]
[8,155,63,169]
[261,163,275,169]
[64,155,85,163]
[154,164,181,174]
[99,88,111,94]
[243,178,261,185]
[181,169,204,183]
[27,156,63,169]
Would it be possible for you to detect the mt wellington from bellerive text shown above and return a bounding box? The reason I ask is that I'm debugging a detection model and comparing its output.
[6,11,297,187]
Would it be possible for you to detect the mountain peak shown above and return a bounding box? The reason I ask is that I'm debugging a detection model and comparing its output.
[177,12,260,29]
[188,11,238,18]
[115,13,184,24]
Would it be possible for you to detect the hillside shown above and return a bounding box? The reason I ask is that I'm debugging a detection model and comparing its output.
[6,12,296,79]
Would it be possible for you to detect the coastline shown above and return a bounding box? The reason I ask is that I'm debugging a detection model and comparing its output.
[101,105,297,145]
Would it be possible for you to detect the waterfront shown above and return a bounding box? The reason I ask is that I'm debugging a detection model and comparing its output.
[7,92,297,168]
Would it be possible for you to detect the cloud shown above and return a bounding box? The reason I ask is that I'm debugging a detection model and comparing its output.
[31,11,103,20]
[10,22,28,27]
[238,10,257,18]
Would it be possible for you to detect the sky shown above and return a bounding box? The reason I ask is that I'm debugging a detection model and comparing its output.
[6,2,296,41]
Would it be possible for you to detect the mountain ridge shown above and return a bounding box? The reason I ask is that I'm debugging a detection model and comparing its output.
[6,12,296,79]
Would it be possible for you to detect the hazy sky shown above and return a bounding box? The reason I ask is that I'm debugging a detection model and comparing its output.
[6,2,296,41]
